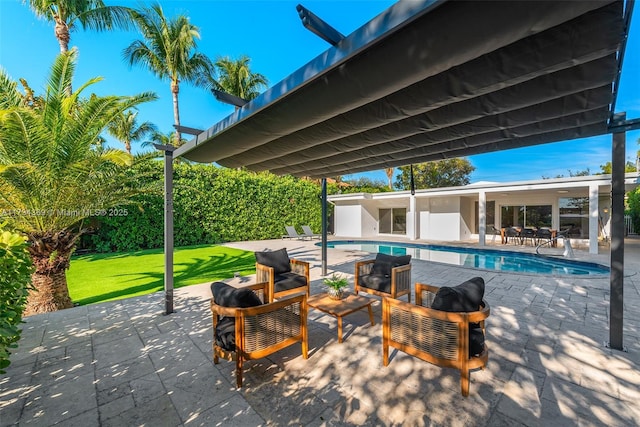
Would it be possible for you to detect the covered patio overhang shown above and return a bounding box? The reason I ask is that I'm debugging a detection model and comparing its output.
[160,0,637,350]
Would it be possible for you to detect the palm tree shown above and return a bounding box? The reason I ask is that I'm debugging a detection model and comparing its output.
[107,110,157,154]
[0,49,158,315]
[124,3,213,146]
[212,55,269,108]
[142,130,187,149]
[385,167,394,189]
[25,0,133,53]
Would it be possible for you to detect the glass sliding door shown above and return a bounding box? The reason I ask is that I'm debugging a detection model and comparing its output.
[379,208,406,235]
[392,208,406,233]
[379,209,392,234]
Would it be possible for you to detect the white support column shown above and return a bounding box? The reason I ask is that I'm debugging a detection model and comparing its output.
[479,190,486,246]
[408,194,417,240]
[589,183,599,254]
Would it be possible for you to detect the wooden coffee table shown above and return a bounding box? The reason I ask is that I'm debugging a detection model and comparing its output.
[307,292,375,343]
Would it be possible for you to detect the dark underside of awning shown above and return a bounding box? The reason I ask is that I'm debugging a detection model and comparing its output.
[176,0,629,178]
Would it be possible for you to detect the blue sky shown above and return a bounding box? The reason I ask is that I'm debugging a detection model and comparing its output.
[1,0,639,184]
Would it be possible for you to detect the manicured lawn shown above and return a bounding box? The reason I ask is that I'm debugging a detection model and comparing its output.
[67,244,256,305]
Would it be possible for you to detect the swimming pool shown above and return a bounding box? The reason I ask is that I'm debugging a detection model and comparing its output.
[321,240,610,276]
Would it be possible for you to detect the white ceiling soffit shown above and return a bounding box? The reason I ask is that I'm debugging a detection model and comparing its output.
[175,0,627,178]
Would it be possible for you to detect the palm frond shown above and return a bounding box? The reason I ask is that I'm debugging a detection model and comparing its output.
[75,5,134,32]
[0,68,24,109]
[0,50,157,234]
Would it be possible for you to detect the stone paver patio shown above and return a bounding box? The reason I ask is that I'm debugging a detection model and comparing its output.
[1,237,639,426]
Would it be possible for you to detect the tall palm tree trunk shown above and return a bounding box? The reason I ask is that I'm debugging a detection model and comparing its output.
[24,231,76,315]
[171,79,181,145]
[54,16,70,53]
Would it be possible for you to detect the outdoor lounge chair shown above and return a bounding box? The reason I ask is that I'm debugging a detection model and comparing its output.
[282,225,308,240]
[255,248,310,302]
[210,281,308,388]
[382,278,490,396]
[355,253,412,302]
[301,225,321,239]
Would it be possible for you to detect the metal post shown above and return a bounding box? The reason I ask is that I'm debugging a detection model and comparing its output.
[589,183,599,254]
[154,144,175,315]
[322,178,328,276]
[609,113,625,350]
[479,190,486,246]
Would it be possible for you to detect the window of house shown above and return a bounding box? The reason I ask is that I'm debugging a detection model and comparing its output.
[559,197,589,238]
[500,205,551,228]
[379,208,406,234]
[474,201,495,233]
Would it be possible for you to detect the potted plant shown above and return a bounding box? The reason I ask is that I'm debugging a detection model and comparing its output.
[324,273,349,300]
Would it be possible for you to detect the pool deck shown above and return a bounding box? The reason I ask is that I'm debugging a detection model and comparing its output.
[1,236,639,426]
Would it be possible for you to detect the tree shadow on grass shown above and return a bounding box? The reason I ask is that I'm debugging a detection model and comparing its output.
[73,251,256,305]
[72,244,214,262]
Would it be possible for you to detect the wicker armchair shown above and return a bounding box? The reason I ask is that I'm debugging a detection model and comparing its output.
[211,282,308,388]
[382,282,490,396]
[256,258,310,302]
[354,256,412,302]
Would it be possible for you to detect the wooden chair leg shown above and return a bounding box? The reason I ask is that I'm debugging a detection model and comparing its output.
[383,344,389,366]
[236,356,243,388]
[461,369,470,397]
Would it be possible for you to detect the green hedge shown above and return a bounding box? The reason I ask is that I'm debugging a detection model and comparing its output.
[88,163,325,252]
[628,187,640,234]
[0,226,34,374]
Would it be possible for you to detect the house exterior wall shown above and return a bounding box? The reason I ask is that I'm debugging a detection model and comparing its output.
[421,197,461,241]
[334,204,363,237]
[327,174,639,248]
[459,196,473,241]
[361,202,379,237]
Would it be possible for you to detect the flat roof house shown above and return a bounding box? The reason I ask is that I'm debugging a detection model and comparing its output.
[329,173,640,254]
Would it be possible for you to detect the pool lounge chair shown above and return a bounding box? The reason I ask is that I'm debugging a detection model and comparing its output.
[301,225,321,239]
[282,225,308,240]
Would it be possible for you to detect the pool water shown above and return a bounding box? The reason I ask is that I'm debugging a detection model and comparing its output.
[322,240,609,276]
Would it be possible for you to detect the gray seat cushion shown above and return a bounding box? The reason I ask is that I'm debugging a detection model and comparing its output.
[358,274,391,293]
[274,272,307,293]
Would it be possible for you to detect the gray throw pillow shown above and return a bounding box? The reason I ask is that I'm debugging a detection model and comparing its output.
[370,253,411,277]
[430,277,484,312]
[430,277,486,358]
[210,281,263,308]
[255,248,292,274]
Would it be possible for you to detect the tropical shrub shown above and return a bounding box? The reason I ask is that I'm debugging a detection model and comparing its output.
[0,50,157,314]
[627,187,640,233]
[89,163,325,252]
[0,226,34,374]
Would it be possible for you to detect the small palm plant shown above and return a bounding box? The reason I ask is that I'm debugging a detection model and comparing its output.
[324,273,349,300]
